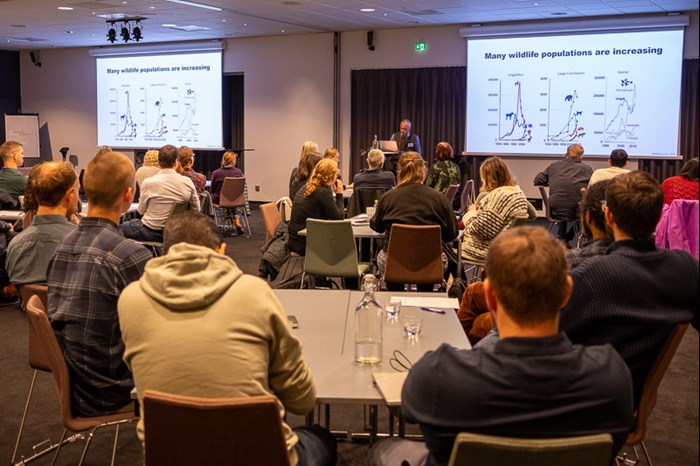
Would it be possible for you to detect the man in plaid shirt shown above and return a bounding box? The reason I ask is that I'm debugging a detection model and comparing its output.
[47,151,152,416]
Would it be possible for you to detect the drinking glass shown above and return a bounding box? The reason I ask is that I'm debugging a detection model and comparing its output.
[403,316,423,340]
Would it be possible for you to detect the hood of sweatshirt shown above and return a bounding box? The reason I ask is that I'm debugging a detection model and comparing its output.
[139,242,243,311]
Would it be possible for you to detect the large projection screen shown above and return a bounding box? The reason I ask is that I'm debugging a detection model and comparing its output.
[466,28,684,158]
[96,50,223,150]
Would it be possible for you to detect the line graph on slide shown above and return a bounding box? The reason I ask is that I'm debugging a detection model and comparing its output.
[174,87,198,139]
[499,80,533,142]
[547,87,586,142]
[146,94,168,138]
[115,89,137,138]
[604,79,638,143]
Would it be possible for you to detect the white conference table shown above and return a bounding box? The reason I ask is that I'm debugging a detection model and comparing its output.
[274,289,469,440]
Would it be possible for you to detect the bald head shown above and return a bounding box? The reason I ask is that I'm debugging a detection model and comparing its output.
[84,151,135,209]
[30,161,77,208]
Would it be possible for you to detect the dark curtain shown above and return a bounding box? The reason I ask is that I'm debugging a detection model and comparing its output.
[350,67,466,179]
[193,73,244,178]
[638,58,699,181]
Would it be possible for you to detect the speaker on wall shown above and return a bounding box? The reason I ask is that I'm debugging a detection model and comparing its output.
[367,30,375,51]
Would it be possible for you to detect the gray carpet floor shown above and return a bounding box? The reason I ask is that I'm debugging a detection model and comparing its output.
[0,205,697,465]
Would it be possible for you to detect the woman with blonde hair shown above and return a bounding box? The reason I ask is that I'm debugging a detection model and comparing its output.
[287,158,344,256]
[289,140,322,198]
[370,152,458,288]
[210,151,243,204]
[177,146,206,193]
[460,157,531,263]
[135,149,160,187]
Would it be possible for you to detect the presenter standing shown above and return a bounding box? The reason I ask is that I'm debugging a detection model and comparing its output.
[386,119,422,176]
[390,119,422,155]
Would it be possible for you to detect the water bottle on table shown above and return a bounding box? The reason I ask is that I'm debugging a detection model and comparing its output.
[355,274,383,364]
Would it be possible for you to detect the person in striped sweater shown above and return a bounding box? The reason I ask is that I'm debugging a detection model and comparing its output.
[460,157,531,264]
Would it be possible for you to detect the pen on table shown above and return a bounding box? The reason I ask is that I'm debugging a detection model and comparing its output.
[420,307,446,314]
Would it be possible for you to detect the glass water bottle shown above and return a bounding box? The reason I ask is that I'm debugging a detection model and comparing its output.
[355,274,383,364]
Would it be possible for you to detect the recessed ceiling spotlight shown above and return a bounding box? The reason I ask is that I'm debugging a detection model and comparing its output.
[57,6,74,11]
[150,6,156,9]
[222,19,227,22]
[65,30,76,34]
[360,8,376,13]
[243,23,248,26]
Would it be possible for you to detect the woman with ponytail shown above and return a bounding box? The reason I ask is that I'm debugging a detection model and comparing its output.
[287,158,345,256]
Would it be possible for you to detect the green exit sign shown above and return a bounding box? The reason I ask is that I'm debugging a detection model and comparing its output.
[415,41,427,52]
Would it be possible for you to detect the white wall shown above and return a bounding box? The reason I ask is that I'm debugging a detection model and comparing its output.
[20,12,698,202]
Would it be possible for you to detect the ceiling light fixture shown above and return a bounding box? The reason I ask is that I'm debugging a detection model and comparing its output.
[57,6,74,11]
[164,0,222,11]
[360,8,376,13]
[105,17,146,44]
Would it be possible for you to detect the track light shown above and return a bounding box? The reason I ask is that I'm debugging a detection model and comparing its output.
[121,22,131,42]
[107,22,117,43]
[105,17,145,44]
[132,21,143,41]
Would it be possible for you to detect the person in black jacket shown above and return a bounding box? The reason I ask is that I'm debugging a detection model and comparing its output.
[287,158,344,256]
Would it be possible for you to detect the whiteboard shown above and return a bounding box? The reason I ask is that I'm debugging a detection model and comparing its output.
[4,114,40,158]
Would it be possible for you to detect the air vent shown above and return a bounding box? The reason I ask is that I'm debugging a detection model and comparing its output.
[404,9,443,16]
[9,37,48,42]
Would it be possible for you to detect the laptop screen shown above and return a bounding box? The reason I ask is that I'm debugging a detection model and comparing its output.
[378,140,398,153]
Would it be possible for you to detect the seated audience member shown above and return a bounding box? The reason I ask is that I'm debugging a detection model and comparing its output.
[352,149,395,190]
[135,149,160,187]
[287,159,344,256]
[289,140,321,198]
[323,147,344,188]
[121,144,200,243]
[47,151,152,417]
[368,226,634,466]
[660,157,698,205]
[461,157,530,264]
[210,151,243,204]
[534,143,592,242]
[425,142,460,195]
[588,149,630,186]
[6,162,79,286]
[370,152,457,283]
[0,140,28,206]
[119,211,336,466]
[177,146,206,193]
[456,279,492,346]
[565,179,613,269]
[560,171,699,406]
[95,145,112,157]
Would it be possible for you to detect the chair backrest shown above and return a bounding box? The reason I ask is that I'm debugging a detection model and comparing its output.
[260,203,282,242]
[626,323,689,446]
[444,184,461,205]
[169,201,191,216]
[25,296,75,428]
[24,288,50,371]
[384,224,443,286]
[304,219,360,279]
[219,177,246,209]
[459,179,474,213]
[22,209,35,230]
[143,390,290,466]
[0,191,19,210]
[347,188,389,218]
[538,186,554,221]
[448,432,613,466]
[19,283,48,311]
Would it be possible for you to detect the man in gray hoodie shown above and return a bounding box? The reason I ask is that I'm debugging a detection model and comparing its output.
[118,211,336,466]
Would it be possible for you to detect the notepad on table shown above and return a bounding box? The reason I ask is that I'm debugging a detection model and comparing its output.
[372,372,408,406]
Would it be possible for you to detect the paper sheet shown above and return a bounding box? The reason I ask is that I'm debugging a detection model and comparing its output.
[394,297,459,309]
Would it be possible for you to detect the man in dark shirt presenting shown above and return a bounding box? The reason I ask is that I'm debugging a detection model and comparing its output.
[368,226,633,466]
[47,151,152,416]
